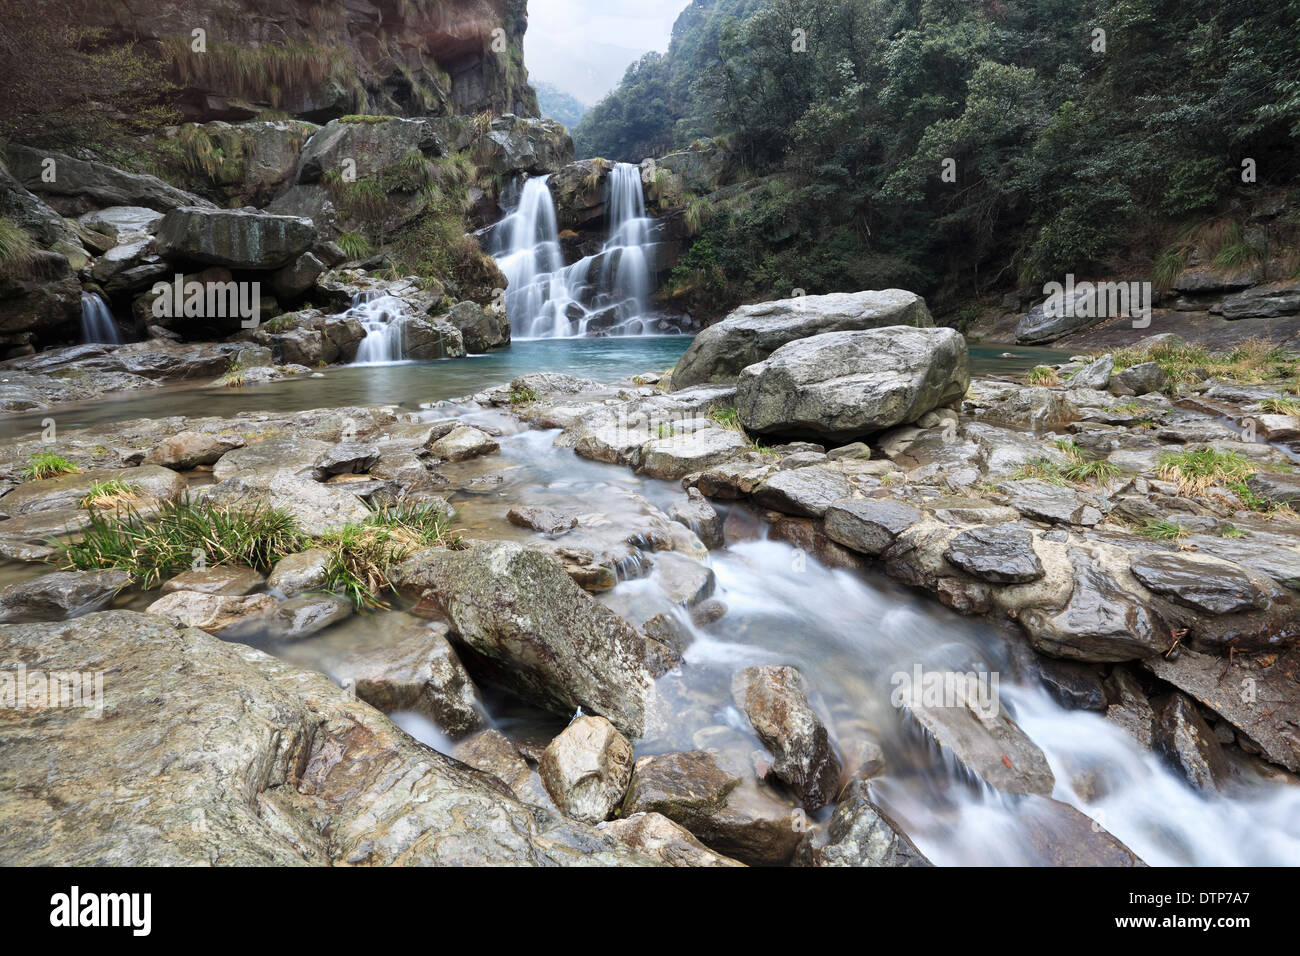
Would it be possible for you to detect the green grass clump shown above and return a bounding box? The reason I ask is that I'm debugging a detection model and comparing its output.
[1157,448,1255,496]
[59,497,307,589]
[1260,397,1300,416]
[80,479,141,510]
[317,502,454,608]
[0,216,38,276]
[1027,366,1060,386]
[336,231,372,261]
[1136,518,1188,540]
[509,383,539,405]
[1106,338,1298,393]
[709,407,742,429]
[23,452,80,480]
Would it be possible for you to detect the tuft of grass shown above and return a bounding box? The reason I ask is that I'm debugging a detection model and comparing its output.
[336,231,372,261]
[1028,366,1059,386]
[23,452,80,481]
[318,502,455,608]
[80,479,141,511]
[509,383,539,406]
[709,407,742,430]
[0,216,38,276]
[1106,338,1298,393]
[1157,448,1255,496]
[1136,518,1188,540]
[1260,397,1300,416]
[1219,523,1248,539]
[58,497,307,590]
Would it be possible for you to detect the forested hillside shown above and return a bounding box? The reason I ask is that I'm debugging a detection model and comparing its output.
[576,0,1300,317]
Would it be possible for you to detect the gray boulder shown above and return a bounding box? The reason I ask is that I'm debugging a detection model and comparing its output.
[445,300,510,352]
[671,289,934,389]
[392,542,654,737]
[155,207,316,270]
[736,327,969,442]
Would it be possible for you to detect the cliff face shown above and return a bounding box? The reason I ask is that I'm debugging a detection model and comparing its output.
[77,0,539,122]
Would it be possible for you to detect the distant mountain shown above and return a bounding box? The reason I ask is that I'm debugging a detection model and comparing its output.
[533,82,589,131]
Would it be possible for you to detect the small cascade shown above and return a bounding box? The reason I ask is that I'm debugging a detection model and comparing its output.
[348,292,411,365]
[79,292,122,345]
[491,163,663,338]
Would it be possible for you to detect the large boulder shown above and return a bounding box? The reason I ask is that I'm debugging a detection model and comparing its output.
[471,114,573,177]
[0,612,653,865]
[670,289,933,389]
[5,145,213,214]
[155,207,316,270]
[444,300,510,352]
[736,327,969,442]
[392,542,655,737]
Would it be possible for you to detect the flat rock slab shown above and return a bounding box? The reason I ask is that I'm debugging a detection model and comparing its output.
[0,570,129,623]
[753,465,854,518]
[943,525,1044,584]
[824,498,922,556]
[1144,647,1300,774]
[1128,551,1263,615]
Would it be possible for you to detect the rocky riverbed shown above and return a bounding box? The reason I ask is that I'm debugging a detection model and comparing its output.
[2,291,1299,867]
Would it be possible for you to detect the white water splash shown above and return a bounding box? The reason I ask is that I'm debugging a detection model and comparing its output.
[79,292,122,345]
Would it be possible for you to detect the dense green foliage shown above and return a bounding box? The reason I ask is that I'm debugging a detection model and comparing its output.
[534,81,590,130]
[579,0,1300,315]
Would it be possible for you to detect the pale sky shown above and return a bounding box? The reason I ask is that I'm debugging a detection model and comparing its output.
[525,0,693,104]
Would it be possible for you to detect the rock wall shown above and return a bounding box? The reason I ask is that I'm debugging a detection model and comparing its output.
[76,0,539,122]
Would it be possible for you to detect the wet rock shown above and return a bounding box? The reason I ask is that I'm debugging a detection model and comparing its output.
[1128,551,1264,615]
[639,429,750,480]
[1145,647,1300,773]
[445,300,510,352]
[753,465,854,518]
[268,593,352,640]
[810,780,931,867]
[1181,534,1300,591]
[425,425,499,463]
[903,672,1055,795]
[736,327,969,443]
[1220,279,1300,320]
[1244,472,1300,508]
[682,457,775,499]
[1015,286,1111,344]
[539,716,634,824]
[671,289,933,389]
[3,465,186,517]
[1152,693,1231,790]
[313,442,380,479]
[145,590,276,634]
[452,729,554,809]
[144,430,245,470]
[600,812,744,867]
[161,566,265,596]
[266,549,332,595]
[301,614,485,739]
[1104,667,1156,749]
[1036,659,1107,711]
[669,487,723,549]
[507,505,578,535]
[999,479,1108,526]
[1020,551,1169,662]
[731,665,842,811]
[392,542,654,737]
[155,206,316,270]
[943,525,1045,584]
[0,611,653,865]
[269,252,325,301]
[653,551,716,607]
[1017,796,1145,865]
[212,436,332,481]
[1112,362,1166,396]
[1065,354,1113,390]
[823,498,921,556]
[0,570,129,623]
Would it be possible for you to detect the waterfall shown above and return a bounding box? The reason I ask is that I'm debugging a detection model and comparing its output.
[349,292,412,365]
[80,292,122,345]
[492,163,659,339]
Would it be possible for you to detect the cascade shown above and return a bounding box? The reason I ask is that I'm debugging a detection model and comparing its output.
[79,292,122,345]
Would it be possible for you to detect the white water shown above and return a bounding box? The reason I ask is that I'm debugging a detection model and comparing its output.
[348,292,425,365]
[492,163,659,338]
[79,292,122,345]
[440,424,1300,866]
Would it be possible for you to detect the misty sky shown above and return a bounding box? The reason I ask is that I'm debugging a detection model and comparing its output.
[525,0,693,104]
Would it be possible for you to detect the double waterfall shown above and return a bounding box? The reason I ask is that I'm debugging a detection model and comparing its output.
[492,163,657,339]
